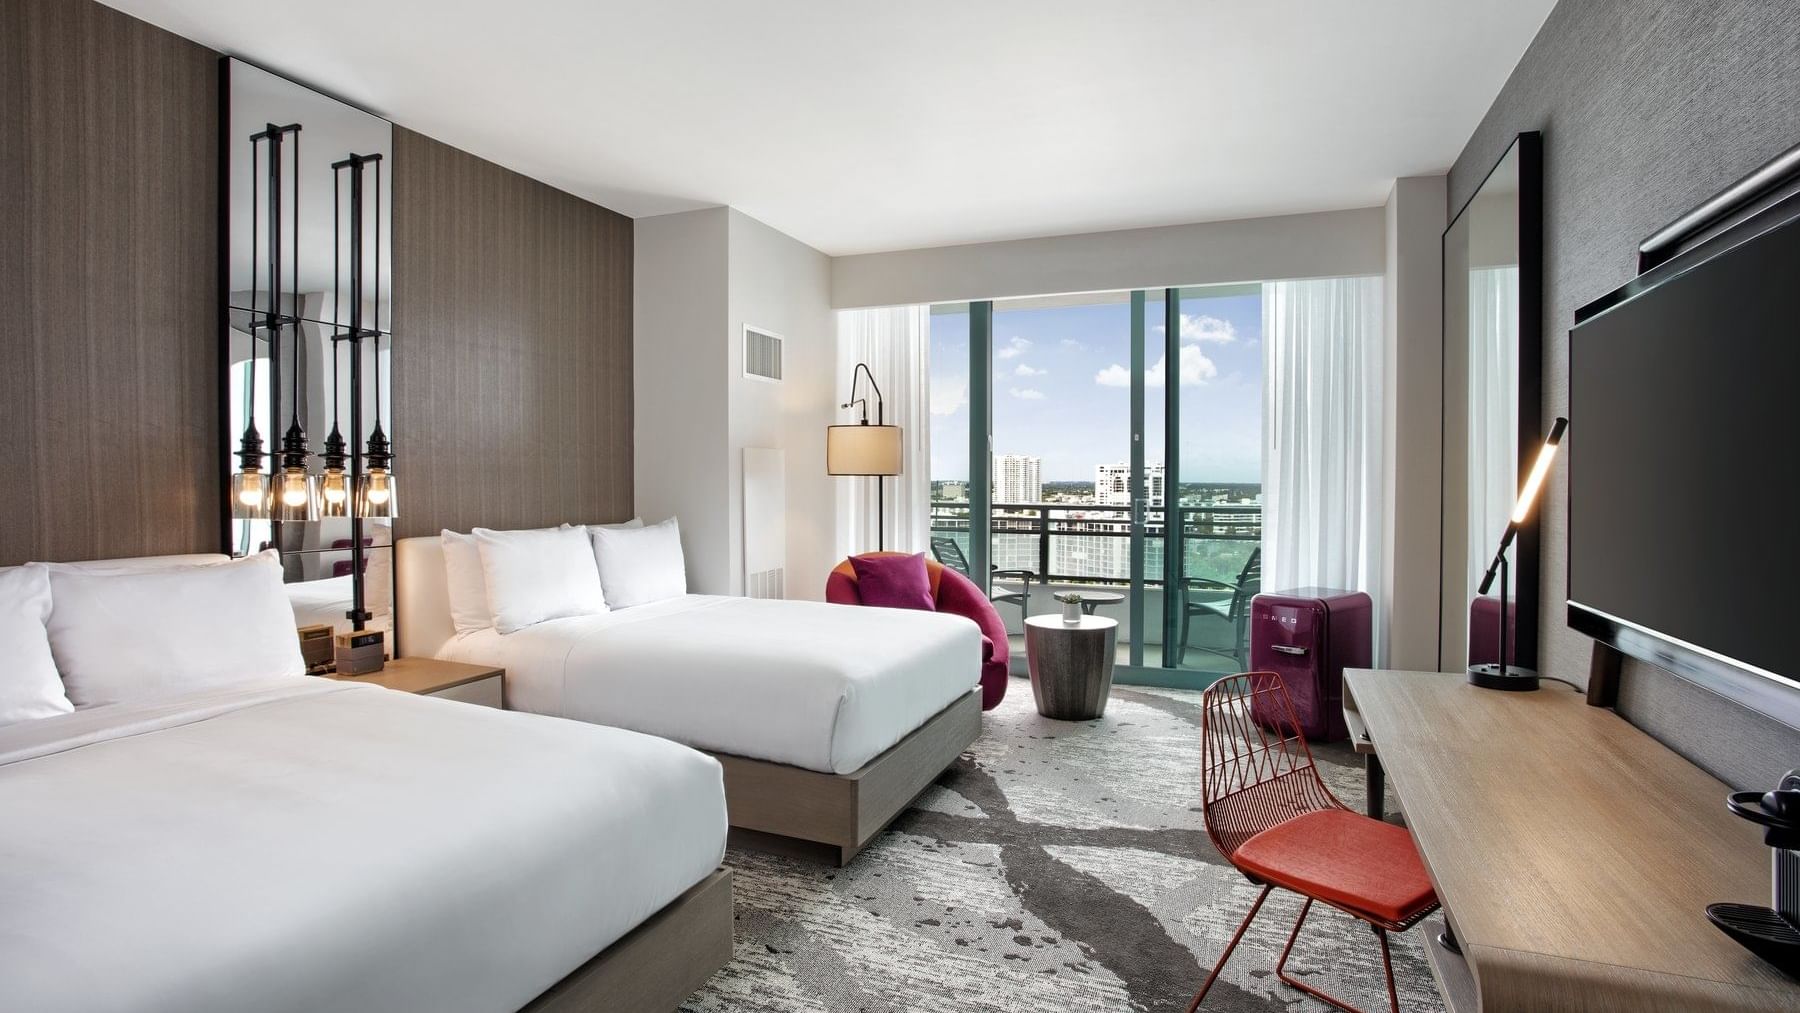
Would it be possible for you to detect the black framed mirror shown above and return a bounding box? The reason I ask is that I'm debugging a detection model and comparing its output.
[222,58,395,637]
[1440,131,1543,674]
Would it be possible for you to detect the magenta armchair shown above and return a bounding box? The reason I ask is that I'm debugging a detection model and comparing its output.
[826,552,1009,710]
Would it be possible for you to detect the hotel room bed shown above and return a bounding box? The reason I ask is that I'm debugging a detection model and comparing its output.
[399,534,984,864]
[0,677,730,1013]
[441,594,979,774]
[284,572,356,631]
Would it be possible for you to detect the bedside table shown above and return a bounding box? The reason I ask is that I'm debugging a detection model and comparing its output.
[327,657,505,709]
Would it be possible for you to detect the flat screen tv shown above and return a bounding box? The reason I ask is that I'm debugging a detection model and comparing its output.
[1569,205,1799,727]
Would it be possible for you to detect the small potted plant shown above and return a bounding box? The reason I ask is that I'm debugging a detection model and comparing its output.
[1053,591,1085,624]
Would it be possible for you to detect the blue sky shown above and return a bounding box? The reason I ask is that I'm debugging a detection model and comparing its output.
[930,291,1264,484]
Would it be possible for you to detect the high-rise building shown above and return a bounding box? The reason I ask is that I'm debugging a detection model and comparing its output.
[993,454,1042,504]
[1094,462,1165,506]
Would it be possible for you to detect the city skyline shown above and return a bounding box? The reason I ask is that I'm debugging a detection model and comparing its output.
[929,290,1265,484]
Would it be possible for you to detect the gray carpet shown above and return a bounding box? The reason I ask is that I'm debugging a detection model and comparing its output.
[682,677,1443,1012]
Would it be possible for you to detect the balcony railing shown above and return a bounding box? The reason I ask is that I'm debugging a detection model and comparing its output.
[929,500,1260,588]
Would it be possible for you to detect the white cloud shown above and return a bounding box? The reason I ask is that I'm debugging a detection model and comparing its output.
[1060,338,1085,350]
[1181,313,1236,344]
[1174,345,1220,384]
[996,336,1032,360]
[1009,387,1046,400]
[1013,363,1046,377]
[930,375,967,416]
[1094,346,1217,388]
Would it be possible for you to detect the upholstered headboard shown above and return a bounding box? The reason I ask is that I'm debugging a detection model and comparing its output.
[0,553,229,575]
[395,535,456,660]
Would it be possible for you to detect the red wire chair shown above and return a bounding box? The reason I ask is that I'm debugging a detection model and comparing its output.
[1188,672,1439,1013]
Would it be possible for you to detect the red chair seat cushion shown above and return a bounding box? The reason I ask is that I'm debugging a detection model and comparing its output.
[1232,809,1436,924]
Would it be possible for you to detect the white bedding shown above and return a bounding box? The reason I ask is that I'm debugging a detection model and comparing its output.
[285,574,356,631]
[442,595,982,774]
[0,679,726,1013]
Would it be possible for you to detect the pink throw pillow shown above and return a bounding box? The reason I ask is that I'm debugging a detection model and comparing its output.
[849,553,935,611]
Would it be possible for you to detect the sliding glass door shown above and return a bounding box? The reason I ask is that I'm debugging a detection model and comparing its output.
[928,285,1263,689]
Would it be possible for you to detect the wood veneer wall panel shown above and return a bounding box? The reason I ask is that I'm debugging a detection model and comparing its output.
[0,0,217,565]
[390,127,632,537]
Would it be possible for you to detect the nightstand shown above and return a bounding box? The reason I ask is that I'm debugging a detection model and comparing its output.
[327,657,504,709]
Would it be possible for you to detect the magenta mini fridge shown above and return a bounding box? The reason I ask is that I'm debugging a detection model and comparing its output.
[1248,588,1372,743]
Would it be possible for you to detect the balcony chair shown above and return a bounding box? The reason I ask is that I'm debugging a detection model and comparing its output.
[929,536,1037,624]
[826,552,1009,710]
[1188,671,1439,1013]
[1178,547,1260,668]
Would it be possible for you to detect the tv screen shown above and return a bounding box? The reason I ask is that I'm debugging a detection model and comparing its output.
[1569,212,1799,694]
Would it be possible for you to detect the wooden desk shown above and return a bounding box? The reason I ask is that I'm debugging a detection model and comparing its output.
[1345,668,1797,1012]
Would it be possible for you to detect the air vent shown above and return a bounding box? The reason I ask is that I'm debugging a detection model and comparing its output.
[748,568,785,600]
[744,325,783,381]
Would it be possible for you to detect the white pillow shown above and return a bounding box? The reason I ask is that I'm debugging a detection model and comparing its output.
[474,526,607,633]
[47,550,305,707]
[0,565,73,725]
[590,518,687,609]
[581,517,643,533]
[441,529,497,635]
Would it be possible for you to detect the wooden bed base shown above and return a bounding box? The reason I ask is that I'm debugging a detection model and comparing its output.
[710,688,983,866]
[522,868,733,1013]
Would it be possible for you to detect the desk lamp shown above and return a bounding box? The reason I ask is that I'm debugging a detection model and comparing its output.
[1469,416,1567,691]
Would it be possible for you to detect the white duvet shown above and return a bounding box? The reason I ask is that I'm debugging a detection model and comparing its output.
[0,679,726,1013]
[443,595,983,774]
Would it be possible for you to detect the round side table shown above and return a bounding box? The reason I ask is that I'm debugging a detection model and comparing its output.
[1024,614,1118,720]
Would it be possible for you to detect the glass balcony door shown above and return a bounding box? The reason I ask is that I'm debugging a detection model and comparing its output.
[1162,285,1265,680]
[928,285,1263,690]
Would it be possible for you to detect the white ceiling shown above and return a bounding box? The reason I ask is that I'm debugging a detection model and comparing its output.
[103,0,1555,256]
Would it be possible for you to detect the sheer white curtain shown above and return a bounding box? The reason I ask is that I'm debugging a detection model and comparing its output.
[1467,266,1520,592]
[835,306,932,558]
[1261,276,1387,655]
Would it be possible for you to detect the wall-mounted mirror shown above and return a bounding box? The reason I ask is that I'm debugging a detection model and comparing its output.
[224,59,394,636]
[1440,132,1542,674]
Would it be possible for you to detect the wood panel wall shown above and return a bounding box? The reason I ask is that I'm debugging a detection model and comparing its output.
[0,0,635,563]
[391,128,634,537]
[0,0,218,564]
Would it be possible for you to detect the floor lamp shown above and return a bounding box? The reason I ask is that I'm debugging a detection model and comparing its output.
[827,362,903,552]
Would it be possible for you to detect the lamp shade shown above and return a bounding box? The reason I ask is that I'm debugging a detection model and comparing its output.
[826,424,903,476]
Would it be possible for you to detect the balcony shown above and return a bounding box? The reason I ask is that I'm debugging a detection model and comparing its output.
[929,500,1262,672]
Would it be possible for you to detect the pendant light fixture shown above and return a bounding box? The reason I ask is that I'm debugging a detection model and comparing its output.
[320,337,350,516]
[354,154,396,519]
[269,122,318,523]
[230,135,272,519]
[356,331,396,517]
[320,170,350,518]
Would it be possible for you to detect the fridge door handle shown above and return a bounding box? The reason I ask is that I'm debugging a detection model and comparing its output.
[1271,644,1308,656]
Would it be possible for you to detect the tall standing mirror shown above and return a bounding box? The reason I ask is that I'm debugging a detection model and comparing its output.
[1440,132,1542,674]
[223,59,395,637]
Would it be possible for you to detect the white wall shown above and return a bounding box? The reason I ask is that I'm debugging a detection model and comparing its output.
[634,207,732,593]
[635,207,836,599]
[1380,175,1447,670]
[638,197,1443,639]
[830,206,1387,309]
[725,209,835,600]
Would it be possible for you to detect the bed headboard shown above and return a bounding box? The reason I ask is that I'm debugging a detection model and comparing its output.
[396,535,456,659]
[0,553,229,575]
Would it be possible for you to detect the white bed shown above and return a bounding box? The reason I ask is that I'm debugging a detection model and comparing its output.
[0,677,727,1013]
[397,532,986,864]
[285,572,356,630]
[440,593,981,774]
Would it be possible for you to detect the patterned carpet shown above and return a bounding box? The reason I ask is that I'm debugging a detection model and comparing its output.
[683,676,1443,1013]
